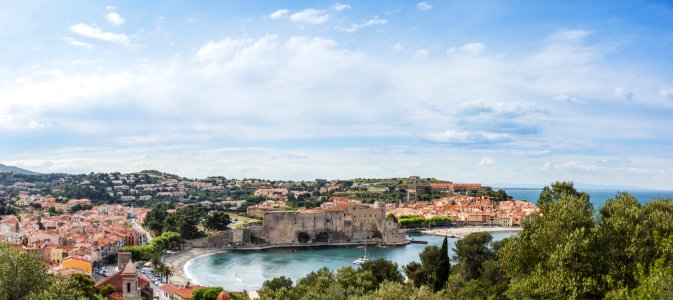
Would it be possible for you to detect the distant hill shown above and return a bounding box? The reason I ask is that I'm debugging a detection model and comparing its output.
[0,163,41,175]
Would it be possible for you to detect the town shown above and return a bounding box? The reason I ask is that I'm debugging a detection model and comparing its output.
[0,169,538,299]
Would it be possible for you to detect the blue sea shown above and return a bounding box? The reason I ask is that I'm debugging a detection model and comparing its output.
[503,188,673,208]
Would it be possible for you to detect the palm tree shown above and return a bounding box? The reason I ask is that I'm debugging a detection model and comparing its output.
[155,264,173,283]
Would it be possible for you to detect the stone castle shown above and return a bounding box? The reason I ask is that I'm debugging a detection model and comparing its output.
[186,198,407,248]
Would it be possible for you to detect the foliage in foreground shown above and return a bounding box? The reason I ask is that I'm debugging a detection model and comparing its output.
[259,181,673,300]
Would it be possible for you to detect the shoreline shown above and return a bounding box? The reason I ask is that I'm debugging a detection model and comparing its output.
[164,227,522,285]
[420,226,523,238]
[164,248,226,285]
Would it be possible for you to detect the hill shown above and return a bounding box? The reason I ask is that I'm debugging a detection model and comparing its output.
[0,163,41,175]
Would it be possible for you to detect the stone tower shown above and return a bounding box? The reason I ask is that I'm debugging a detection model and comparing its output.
[121,261,139,299]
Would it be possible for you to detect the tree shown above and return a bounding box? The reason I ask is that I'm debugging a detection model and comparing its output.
[98,284,116,297]
[0,243,51,300]
[261,276,293,292]
[438,236,451,288]
[204,211,231,231]
[499,182,605,299]
[67,273,98,299]
[192,287,224,300]
[453,232,493,280]
[360,258,404,285]
[537,181,590,208]
[335,266,377,297]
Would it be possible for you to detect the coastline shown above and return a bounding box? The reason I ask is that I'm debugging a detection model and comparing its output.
[421,226,523,238]
[165,227,522,285]
[165,248,225,285]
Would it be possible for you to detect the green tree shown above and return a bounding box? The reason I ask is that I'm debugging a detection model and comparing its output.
[335,266,377,297]
[499,182,604,299]
[97,284,116,297]
[192,287,224,300]
[537,181,590,208]
[0,243,51,300]
[360,258,404,285]
[261,276,293,292]
[453,232,493,280]
[204,211,231,231]
[67,273,98,299]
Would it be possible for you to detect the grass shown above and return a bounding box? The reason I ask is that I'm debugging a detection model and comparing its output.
[229,213,262,229]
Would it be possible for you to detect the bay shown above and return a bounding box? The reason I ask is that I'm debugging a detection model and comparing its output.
[184,232,516,291]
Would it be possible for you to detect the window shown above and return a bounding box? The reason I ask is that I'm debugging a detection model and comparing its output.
[127,283,131,293]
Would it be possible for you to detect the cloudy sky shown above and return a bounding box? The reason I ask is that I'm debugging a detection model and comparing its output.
[1,1,673,188]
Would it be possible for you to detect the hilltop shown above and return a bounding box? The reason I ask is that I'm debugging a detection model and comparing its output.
[0,163,40,175]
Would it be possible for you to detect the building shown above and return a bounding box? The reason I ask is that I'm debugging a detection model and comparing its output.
[95,258,153,300]
[159,283,205,300]
[250,198,406,246]
[61,255,92,275]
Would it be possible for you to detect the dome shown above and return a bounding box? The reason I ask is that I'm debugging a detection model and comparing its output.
[122,261,136,275]
[216,291,231,300]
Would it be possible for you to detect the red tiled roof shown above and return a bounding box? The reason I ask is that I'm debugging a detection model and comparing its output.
[160,284,205,299]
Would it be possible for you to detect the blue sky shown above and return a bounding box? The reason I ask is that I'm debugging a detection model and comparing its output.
[1,1,673,189]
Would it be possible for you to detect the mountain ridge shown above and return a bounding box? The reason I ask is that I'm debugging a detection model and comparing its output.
[0,163,41,175]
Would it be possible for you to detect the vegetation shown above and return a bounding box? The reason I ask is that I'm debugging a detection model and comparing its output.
[0,243,108,299]
[259,181,673,299]
[397,214,453,228]
[121,231,182,261]
[144,203,212,239]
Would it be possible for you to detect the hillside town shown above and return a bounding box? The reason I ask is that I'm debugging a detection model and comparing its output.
[0,170,540,299]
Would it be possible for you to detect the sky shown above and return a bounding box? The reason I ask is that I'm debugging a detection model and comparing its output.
[1,1,673,189]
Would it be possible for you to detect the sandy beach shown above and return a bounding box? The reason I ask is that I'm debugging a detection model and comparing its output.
[421,226,522,238]
[164,248,224,285]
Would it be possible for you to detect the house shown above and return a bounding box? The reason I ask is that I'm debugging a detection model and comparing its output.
[159,283,205,300]
[62,255,92,274]
[95,259,153,300]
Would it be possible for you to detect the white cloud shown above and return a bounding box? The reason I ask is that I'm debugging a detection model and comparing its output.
[105,12,125,25]
[69,23,129,46]
[417,2,432,11]
[289,9,328,25]
[27,120,50,129]
[339,16,387,32]
[660,87,673,100]
[448,42,486,55]
[4,31,673,188]
[64,36,93,49]
[268,9,289,20]
[393,42,404,51]
[614,87,634,100]
[425,130,510,144]
[548,29,593,41]
[479,157,496,165]
[333,3,351,11]
[554,94,583,103]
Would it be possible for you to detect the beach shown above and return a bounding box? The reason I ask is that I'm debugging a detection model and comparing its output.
[421,226,523,238]
[164,248,224,285]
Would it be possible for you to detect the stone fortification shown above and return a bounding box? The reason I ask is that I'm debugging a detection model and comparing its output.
[255,199,406,245]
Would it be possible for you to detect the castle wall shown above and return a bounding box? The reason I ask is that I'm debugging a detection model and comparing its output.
[259,202,405,245]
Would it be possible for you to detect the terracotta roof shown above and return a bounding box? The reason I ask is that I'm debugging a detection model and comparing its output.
[122,261,136,275]
[217,291,231,300]
[160,284,205,299]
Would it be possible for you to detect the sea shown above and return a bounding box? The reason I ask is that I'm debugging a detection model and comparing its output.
[502,188,673,208]
[184,232,517,291]
[184,188,673,291]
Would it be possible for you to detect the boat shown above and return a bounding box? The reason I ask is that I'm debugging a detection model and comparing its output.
[353,234,371,265]
[353,256,370,265]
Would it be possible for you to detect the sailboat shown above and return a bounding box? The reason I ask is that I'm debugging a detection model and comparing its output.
[353,233,371,265]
